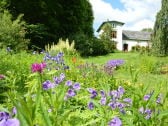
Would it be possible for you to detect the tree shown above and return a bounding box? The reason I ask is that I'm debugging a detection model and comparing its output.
[0,10,29,51]
[7,0,94,49]
[151,0,168,56]
[99,22,116,53]
[0,0,7,12]
[141,28,153,32]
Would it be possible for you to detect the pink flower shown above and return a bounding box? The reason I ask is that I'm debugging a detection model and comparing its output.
[0,74,5,80]
[31,62,46,73]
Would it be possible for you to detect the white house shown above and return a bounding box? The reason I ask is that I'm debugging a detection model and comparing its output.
[97,20,151,51]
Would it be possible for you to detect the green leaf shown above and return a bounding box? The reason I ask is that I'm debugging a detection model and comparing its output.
[40,102,52,126]
[158,110,168,119]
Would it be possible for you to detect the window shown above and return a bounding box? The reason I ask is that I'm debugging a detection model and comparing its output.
[111,31,117,38]
[112,23,116,28]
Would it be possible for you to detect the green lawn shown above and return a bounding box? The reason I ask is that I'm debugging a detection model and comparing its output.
[83,52,168,92]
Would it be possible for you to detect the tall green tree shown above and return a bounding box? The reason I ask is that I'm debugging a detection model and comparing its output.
[7,0,94,49]
[99,22,116,53]
[0,11,29,51]
[152,0,168,56]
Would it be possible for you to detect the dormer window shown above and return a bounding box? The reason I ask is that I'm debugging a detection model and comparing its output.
[111,31,117,38]
[112,23,116,28]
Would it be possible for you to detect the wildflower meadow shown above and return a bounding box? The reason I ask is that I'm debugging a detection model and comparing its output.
[0,45,168,126]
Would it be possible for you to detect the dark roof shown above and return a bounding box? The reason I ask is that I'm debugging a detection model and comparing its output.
[122,30,152,41]
[97,20,125,32]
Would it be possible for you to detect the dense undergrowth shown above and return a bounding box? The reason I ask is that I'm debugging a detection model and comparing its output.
[0,48,168,126]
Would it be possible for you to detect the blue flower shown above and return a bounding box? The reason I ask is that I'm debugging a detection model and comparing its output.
[100,90,106,97]
[67,89,76,97]
[0,118,20,126]
[0,112,10,120]
[144,94,151,101]
[100,97,106,105]
[42,80,54,90]
[73,82,80,90]
[87,88,98,99]
[60,73,65,81]
[108,117,122,126]
[65,80,73,86]
[156,94,162,104]
[88,102,94,110]
[108,102,117,110]
[110,90,119,98]
[123,98,132,105]
[118,86,125,97]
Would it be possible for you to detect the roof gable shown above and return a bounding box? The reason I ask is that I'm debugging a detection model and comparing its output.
[97,20,124,32]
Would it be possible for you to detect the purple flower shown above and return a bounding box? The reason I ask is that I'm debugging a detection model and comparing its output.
[12,107,17,116]
[144,94,151,101]
[145,114,151,120]
[67,89,76,97]
[0,112,10,120]
[156,94,162,104]
[116,102,125,109]
[108,102,117,110]
[100,97,106,105]
[110,90,119,98]
[100,90,106,97]
[87,88,98,99]
[53,77,62,85]
[65,80,72,86]
[59,73,65,81]
[73,82,80,90]
[0,118,20,126]
[123,98,132,105]
[88,102,94,110]
[42,80,54,90]
[144,109,152,115]
[105,60,124,72]
[118,86,125,97]
[120,109,126,114]
[0,75,5,80]
[144,109,152,120]
[108,117,122,126]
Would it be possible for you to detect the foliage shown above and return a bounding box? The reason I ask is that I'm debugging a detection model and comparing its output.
[45,39,77,56]
[0,0,7,12]
[7,0,94,49]
[151,0,168,56]
[141,28,153,32]
[26,24,55,50]
[131,45,151,55]
[71,33,111,56]
[99,22,117,53]
[0,51,168,125]
[0,10,29,51]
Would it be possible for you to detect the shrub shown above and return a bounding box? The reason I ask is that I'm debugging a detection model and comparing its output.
[70,33,111,56]
[131,45,151,55]
[70,33,93,56]
[0,10,29,51]
[45,38,77,56]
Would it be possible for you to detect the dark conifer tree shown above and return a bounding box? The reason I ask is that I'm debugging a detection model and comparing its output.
[152,0,168,56]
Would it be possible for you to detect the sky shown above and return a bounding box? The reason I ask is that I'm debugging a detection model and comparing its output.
[89,0,162,35]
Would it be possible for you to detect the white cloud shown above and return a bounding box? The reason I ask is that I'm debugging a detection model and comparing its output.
[89,0,161,33]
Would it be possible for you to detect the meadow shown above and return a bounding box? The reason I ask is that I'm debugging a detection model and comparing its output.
[0,48,168,126]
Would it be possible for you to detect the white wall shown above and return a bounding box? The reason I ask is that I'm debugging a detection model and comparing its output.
[115,25,123,51]
[122,40,149,51]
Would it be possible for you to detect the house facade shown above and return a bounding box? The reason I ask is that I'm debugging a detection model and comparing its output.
[97,21,151,51]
